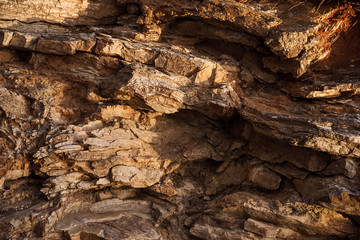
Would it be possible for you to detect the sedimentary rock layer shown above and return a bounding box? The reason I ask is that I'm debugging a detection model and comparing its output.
[0,0,359,239]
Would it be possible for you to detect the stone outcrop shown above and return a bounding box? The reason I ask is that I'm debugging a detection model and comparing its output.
[0,0,359,239]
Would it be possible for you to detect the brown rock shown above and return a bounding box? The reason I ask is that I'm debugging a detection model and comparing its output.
[217,191,357,237]
[293,175,360,203]
[281,62,360,99]
[244,218,279,238]
[54,198,161,240]
[205,161,248,195]
[0,88,29,119]
[244,218,302,239]
[169,20,260,48]
[111,165,164,188]
[0,30,13,46]
[0,0,359,239]
[138,0,282,37]
[8,32,38,50]
[265,162,309,180]
[241,51,277,83]
[247,133,329,172]
[36,38,74,55]
[0,48,16,62]
[248,165,282,190]
[265,22,321,59]
[191,221,262,240]
[322,192,360,220]
[0,0,120,26]
[323,158,357,178]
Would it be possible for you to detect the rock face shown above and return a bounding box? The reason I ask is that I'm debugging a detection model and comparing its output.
[0,0,359,239]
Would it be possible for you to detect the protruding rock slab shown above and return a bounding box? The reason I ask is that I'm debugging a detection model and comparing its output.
[323,158,358,178]
[244,218,302,239]
[293,175,360,203]
[210,191,357,238]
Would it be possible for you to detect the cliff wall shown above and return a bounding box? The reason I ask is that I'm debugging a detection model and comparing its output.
[0,0,359,239]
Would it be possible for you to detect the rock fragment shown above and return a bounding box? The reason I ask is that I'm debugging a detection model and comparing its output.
[248,165,282,190]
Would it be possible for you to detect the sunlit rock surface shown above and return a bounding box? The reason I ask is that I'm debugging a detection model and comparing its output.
[0,0,359,239]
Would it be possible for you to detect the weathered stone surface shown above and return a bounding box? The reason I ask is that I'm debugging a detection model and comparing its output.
[205,160,248,195]
[265,162,309,180]
[111,165,163,188]
[54,198,161,239]
[323,158,358,178]
[281,62,360,99]
[244,218,279,238]
[293,175,360,203]
[0,48,16,62]
[0,0,120,25]
[191,222,261,240]
[0,87,29,119]
[248,165,282,190]
[246,133,329,172]
[321,192,360,221]
[138,0,283,37]
[216,192,357,237]
[265,22,321,59]
[0,0,359,239]
[244,218,302,239]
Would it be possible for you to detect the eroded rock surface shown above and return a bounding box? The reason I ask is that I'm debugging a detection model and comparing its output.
[0,0,359,239]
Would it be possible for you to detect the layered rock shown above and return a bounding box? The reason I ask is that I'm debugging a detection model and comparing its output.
[0,0,359,239]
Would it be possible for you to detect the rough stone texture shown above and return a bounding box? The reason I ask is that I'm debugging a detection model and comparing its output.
[0,0,359,239]
[293,175,360,203]
[323,158,358,178]
[248,165,282,190]
[244,218,303,239]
